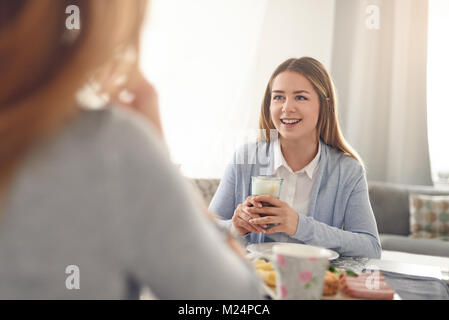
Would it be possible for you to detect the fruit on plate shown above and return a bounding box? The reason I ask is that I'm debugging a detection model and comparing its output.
[255,259,273,271]
[254,259,276,287]
[322,270,339,296]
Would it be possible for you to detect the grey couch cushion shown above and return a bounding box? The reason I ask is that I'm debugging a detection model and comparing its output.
[380,234,449,257]
[369,181,449,258]
[368,181,449,236]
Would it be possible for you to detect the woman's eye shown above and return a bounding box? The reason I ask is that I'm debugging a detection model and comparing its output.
[295,95,307,101]
[273,95,284,101]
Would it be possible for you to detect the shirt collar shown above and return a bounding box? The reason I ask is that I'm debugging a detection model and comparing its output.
[273,138,321,179]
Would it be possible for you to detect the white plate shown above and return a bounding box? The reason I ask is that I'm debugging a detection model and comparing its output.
[247,242,339,261]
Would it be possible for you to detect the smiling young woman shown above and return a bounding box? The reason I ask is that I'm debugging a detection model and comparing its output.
[210,57,381,259]
[259,57,362,166]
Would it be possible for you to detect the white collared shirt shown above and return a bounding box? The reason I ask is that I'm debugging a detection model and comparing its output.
[268,138,321,241]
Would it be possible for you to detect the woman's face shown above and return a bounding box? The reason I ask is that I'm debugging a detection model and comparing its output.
[269,71,320,144]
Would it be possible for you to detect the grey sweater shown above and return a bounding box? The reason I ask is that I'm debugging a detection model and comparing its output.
[0,106,262,299]
[210,139,381,258]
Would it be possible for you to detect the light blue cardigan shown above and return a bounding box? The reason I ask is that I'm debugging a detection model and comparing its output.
[209,139,381,259]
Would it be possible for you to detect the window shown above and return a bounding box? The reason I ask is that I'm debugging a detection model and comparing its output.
[139,0,335,178]
[139,0,268,178]
[427,0,449,185]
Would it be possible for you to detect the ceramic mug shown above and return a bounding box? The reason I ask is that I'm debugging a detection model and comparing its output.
[272,244,330,300]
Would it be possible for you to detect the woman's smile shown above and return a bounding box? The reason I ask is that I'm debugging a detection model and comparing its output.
[280,118,302,128]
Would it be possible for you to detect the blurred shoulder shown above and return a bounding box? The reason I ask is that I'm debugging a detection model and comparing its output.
[18,104,171,184]
[43,105,170,166]
[68,105,168,155]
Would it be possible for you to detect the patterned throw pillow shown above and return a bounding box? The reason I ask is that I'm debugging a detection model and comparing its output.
[409,194,449,241]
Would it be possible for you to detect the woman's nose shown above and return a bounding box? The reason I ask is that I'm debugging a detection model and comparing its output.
[282,98,295,113]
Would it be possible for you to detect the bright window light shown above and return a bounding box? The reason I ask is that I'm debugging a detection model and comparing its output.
[427,0,449,184]
[139,0,268,178]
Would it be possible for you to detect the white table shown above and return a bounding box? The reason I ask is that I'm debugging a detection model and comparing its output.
[367,250,449,284]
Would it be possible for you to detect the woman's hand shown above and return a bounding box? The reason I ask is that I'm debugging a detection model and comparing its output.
[246,195,299,236]
[231,196,267,235]
[97,52,164,137]
[112,68,163,136]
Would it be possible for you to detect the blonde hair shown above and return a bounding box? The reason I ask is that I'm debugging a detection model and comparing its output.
[0,0,147,195]
[259,57,364,167]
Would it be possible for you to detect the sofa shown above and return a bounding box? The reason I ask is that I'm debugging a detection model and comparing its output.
[191,179,449,258]
[368,181,449,258]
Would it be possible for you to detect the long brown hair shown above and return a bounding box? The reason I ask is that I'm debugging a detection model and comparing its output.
[259,57,364,166]
[0,0,147,196]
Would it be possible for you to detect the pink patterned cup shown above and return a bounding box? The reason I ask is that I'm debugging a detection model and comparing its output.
[272,244,330,300]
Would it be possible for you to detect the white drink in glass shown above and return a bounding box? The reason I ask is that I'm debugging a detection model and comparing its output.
[251,176,283,240]
[251,176,283,205]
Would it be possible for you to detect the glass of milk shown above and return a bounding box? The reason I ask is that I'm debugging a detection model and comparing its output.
[251,176,283,205]
[251,176,283,243]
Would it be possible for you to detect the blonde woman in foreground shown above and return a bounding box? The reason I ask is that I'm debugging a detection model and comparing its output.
[0,0,262,299]
[210,57,381,259]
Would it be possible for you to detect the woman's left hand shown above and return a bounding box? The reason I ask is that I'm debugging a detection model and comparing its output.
[246,195,299,236]
[110,68,163,137]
